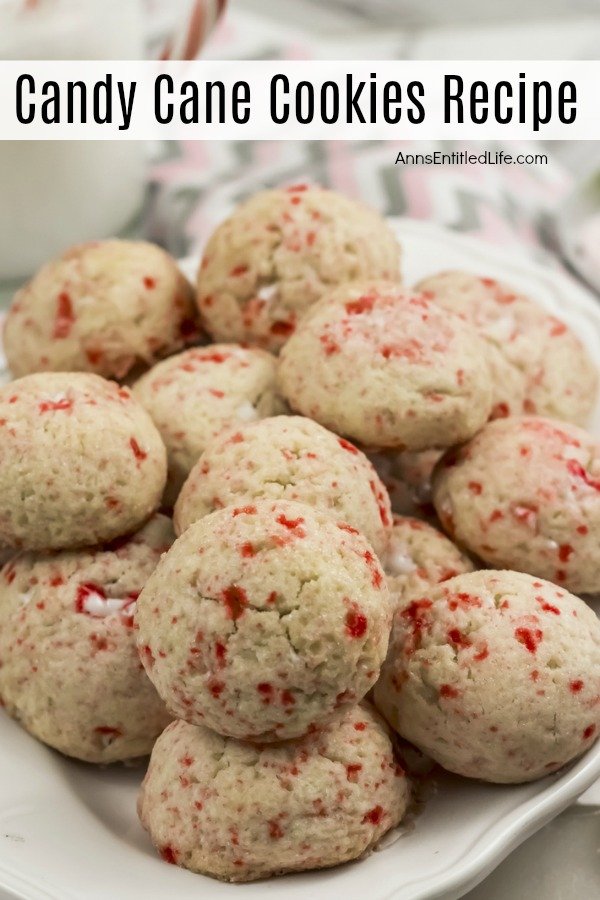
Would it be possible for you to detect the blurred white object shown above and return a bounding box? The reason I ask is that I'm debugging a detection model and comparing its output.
[317,0,599,26]
[0,0,146,282]
[556,170,600,295]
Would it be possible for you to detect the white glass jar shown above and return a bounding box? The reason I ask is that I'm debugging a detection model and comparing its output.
[0,0,146,282]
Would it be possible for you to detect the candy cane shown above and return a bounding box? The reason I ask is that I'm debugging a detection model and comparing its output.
[160,0,227,61]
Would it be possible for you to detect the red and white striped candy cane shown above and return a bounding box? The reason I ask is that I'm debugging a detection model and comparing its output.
[160,0,227,61]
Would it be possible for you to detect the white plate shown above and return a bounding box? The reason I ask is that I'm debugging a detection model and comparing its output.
[1,219,600,900]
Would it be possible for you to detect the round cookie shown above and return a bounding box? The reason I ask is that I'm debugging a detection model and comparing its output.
[138,703,411,882]
[135,500,392,742]
[432,416,600,594]
[174,415,392,557]
[133,345,283,504]
[4,240,199,381]
[0,515,174,763]
[374,570,600,783]
[384,515,474,611]
[196,185,401,352]
[417,270,597,424]
[0,373,166,551]
[278,281,493,450]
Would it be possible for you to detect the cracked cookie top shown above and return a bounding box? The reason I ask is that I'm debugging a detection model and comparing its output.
[416,270,597,425]
[4,239,198,381]
[278,281,493,450]
[135,499,392,742]
[196,186,401,352]
[133,344,284,504]
[138,703,411,882]
[0,372,167,551]
[374,569,600,783]
[174,415,392,557]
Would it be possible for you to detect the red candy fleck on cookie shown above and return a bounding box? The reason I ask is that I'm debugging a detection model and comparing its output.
[536,595,560,615]
[369,479,391,527]
[583,724,596,740]
[143,276,156,289]
[362,805,384,825]
[52,292,75,339]
[129,437,147,463]
[221,585,248,621]
[447,592,482,611]
[558,544,574,563]
[257,682,273,700]
[346,294,377,315]
[570,680,584,694]
[75,582,106,613]
[346,763,363,781]
[549,318,567,337]
[447,628,471,649]
[338,437,358,454]
[39,396,73,413]
[232,505,257,516]
[511,504,538,529]
[345,609,368,639]
[320,333,341,355]
[270,320,295,337]
[439,684,460,699]
[567,458,600,492]
[277,513,305,532]
[94,725,122,738]
[159,846,178,865]
[363,550,383,588]
[141,645,155,667]
[215,642,227,666]
[208,678,225,698]
[337,522,359,535]
[514,627,543,654]
[268,820,285,839]
[473,643,489,662]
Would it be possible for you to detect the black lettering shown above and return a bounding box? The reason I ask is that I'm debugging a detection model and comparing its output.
[407,81,425,124]
[470,80,488,124]
[16,74,35,124]
[558,81,577,124]
[346,74,366,123]
[155,74,174,124]
[444,75,464,123]
[383,81,402,124]
[232,81,250,124]
[41,81,60,124]
[93,74,112,126]
[270,74,289,124]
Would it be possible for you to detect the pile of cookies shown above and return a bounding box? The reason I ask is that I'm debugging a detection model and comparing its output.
[0,185,599,884]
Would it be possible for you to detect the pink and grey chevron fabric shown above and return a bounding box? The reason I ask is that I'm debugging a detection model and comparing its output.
[143,3,572,262]
[147,139,570,263]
